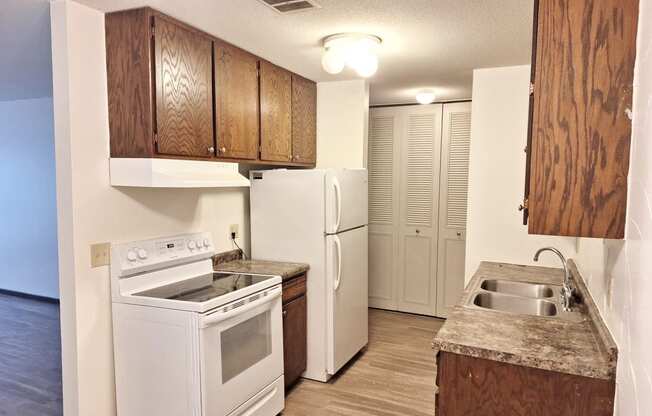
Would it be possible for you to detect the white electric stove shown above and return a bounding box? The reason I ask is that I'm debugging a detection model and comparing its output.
[110,232,284,416]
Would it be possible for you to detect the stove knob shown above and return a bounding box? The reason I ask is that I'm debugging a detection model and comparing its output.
[188,240,196,250]
[196,240,203,250]
[137,248,148,260]
[203,239,210,248]
[126,250,137,262]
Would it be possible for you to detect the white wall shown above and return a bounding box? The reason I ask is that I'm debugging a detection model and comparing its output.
[464,66,577,281]
[316,79,369,168]
[51,2,250,415]
[0,97,59,298]
[573,2,652,413]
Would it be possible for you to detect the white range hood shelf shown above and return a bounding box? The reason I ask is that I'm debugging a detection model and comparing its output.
[110,158,250,188]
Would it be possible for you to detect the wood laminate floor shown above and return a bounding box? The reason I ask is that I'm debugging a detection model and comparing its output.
[0,293,63,416]
[284,308,444,416]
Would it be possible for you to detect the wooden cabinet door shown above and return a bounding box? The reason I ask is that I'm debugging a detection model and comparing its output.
[291,75,317,165]
[437,352,615,416]
[260,61,292,162]
[154,16,214,158]
[214,41,259,160]
[528,0,638,238]
[282,295,307,388]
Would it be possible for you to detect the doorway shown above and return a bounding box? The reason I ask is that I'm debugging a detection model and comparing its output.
[0,1,62,414]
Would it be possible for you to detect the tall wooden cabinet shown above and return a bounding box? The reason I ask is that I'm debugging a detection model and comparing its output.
[524,0,639,239]
[105,7,317,167]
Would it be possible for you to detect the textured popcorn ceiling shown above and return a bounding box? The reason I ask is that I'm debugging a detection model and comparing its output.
[74,0,534,104]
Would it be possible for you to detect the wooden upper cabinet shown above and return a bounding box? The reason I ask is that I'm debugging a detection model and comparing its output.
[106,8,156,158]
[214,40,259,160]
[291,75,317,165]
[106,8,317,167]
[260,61,292,163]
[154,16,214,158]
[527,0,639,239]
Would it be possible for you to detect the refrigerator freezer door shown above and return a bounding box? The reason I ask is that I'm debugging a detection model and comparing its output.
[326,226,369,375]
[326,169,369,234]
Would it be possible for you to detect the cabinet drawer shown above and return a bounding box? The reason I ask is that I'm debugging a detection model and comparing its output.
[282,274,306,304]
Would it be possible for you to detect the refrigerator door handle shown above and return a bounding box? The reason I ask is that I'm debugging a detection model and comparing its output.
[333,235,342,291]
[333,177,342,233]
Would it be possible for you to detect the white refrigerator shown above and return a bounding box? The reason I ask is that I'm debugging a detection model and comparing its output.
[250,168,369,382]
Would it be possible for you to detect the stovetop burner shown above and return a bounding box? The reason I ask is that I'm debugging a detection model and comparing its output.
[133,272,276,303]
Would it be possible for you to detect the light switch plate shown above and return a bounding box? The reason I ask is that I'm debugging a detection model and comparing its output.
[91,243,110,268]
[229,224,239,239]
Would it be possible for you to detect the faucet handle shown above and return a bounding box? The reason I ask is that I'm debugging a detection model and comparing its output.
[560,284,575,311]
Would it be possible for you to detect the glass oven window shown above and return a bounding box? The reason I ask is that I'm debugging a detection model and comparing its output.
[220,310,272,383]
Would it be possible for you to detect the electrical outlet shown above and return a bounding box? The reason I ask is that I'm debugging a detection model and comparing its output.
[91,242,110,268]
[229,224,239,239]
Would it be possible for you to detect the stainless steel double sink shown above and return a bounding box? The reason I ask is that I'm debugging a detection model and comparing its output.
[467,278,582,321]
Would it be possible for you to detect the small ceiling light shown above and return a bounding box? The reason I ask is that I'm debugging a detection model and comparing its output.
[322,33,382,78]
[349,52,378,78]
[321,48,345,74]
[416,91,436,105]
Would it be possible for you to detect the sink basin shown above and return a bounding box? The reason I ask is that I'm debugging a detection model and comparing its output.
[480,279,555,299]
[472,292,558,317]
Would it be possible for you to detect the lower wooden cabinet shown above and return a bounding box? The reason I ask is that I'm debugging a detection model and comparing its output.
[436,352,615,416]
[282,273,307,389]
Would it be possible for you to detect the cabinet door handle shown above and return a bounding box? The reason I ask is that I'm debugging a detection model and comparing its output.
[282,310,288,319]
[220,146,226,153]
[208,146,215,153]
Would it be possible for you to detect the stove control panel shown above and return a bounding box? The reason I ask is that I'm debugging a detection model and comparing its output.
[112,232,215,277]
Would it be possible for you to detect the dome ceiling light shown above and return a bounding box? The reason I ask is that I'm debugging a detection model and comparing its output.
[321,33,382,78]
[416,90,437,105]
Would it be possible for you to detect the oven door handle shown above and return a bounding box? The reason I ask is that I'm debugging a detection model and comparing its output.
[200,287,281,329]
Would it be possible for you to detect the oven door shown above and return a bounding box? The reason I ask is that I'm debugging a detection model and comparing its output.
[200,285,283,416]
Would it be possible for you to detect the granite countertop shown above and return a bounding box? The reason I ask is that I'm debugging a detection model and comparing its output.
[214,251,309,282]
[432,261,617,380]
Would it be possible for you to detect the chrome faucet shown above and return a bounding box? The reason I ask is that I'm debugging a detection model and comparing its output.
[533,247,574,311]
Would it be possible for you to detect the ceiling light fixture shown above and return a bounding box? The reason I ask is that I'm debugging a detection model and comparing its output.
[416,90,437,105]
[321,33,382,78]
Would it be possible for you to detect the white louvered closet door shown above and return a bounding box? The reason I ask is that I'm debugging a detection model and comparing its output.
[436,102,472,317]
[397,104,443,315]
[367,108,401,310]
[368,102,470,317]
